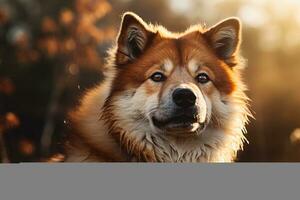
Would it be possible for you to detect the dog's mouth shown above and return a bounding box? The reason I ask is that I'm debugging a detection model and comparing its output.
[152,114,205,135]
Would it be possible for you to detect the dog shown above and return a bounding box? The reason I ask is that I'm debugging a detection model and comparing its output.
[64,12,251,162]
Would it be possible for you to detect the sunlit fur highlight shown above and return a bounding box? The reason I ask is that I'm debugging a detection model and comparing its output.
[65,12,252,162]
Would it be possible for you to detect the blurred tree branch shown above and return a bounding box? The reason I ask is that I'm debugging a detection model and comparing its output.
[0,130,9,163]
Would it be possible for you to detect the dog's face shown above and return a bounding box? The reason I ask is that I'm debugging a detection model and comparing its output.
[108,12,241,137]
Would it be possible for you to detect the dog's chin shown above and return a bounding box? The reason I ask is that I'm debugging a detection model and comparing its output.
[151,115,206,136]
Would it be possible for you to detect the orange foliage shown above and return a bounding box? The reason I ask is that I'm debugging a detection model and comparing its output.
[19,139,35,155]
[38,37,59,57]
[0,78,15,95]
[0,112,20,133]
[41,17,58,33]
[8,0,115,70]
[5,112,20,129]
[59,9,74,26]
[0,7,9,25]
[36,0,114,70]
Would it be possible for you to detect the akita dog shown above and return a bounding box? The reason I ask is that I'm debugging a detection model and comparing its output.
[65,12,251,162]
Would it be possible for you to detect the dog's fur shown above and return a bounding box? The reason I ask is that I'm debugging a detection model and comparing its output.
[64,12,251,162]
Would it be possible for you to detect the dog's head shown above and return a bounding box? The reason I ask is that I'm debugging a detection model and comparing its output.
[105,12,245,138]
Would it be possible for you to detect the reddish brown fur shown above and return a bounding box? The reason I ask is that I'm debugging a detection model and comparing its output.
[111,30,237,98]
[65,12,249,162]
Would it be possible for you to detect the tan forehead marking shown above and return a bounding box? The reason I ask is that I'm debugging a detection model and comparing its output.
[161,58,174,74]
[187,59,204,75]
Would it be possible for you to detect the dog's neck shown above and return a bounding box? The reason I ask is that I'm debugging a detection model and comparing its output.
[106,122,244,162]
[101,100,247,162]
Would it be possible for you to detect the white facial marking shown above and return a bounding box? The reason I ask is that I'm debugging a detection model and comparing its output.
[163,59,173,73]
[187,59,202,74]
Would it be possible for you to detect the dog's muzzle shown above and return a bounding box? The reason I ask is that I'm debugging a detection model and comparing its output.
[151,88,207,135]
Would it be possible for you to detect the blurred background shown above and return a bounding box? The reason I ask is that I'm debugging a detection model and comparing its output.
[1,0,300,162]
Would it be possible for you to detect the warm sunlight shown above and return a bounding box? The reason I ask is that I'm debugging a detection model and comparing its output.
[1,0,300,162]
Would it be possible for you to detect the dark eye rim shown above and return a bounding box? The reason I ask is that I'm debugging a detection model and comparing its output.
[196,72,210,84]
[150,72,166,82]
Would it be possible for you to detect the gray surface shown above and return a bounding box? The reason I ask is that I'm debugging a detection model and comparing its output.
[0,163,299,200]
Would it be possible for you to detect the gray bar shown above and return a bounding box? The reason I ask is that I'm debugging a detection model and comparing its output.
[0,163,299,200]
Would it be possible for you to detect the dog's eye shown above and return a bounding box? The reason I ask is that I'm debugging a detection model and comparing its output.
[196,73,210,84]
[150,72,166,82]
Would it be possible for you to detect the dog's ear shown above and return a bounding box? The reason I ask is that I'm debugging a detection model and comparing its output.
[116,12,154,65]
[204,17,241,60]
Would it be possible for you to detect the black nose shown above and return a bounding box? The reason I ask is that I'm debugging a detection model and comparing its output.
[172,88,196,108]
